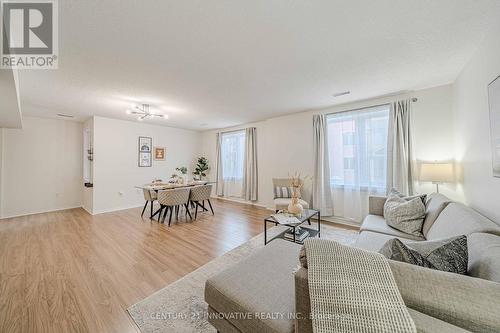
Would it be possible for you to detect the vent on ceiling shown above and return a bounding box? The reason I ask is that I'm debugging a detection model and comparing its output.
[332,91,350,97]
[57,113,74,118]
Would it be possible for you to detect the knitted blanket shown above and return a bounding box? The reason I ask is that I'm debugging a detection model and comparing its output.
[304,239,416,333]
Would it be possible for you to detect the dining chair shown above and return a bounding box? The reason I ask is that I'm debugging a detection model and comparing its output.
[157,188,192,226]
[142,188,157,218]
[189,184,214,219]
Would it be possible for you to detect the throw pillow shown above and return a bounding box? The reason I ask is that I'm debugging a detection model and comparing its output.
[380,235,468,274]
[384,189,426,237]
[390,188,427,205]
[274,186,298,198]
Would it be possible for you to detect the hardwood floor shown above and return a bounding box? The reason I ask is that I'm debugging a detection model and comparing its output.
[0,199,357,333]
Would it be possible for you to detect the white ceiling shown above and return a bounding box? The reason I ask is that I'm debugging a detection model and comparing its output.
[17,0,500,130]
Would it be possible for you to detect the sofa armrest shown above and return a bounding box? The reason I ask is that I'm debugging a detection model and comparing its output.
[368,196,387,216]
[294,267,313,333]
[389,260,500,333]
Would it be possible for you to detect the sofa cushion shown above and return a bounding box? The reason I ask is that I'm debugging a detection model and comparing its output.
[205,239,300,333]
[422,193,451,237]
[273,198,309,210]
[407,308,471,333]
[294,264,471,333]
[380,236,468,274]
[368,195,387,216]
[360,215,426,241]
[426,203,500,240]
[389,260,500,332]
[355,230,409,252]
[468,232,500,283]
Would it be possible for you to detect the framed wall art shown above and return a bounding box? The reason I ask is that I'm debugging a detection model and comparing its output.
[154,147,166,160]
[138,136,152,167]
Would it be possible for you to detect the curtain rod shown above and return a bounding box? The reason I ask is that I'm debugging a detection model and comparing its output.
[218,128,246,135]
[325,97,418,117]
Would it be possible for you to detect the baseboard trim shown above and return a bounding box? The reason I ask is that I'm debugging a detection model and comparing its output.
[82,205,93,215]
[211,195,270,209]
[92,204,145,215]
[0,205,83,219]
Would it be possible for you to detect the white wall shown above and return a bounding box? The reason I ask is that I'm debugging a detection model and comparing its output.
[453,20,500,223]
[0,117,83,218]
[0,129,3,217]
[92,116,201,214]
[202,84,457,210]
[0,68,22,129]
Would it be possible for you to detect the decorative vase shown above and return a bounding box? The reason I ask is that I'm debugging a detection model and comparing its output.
[288,196,303,216]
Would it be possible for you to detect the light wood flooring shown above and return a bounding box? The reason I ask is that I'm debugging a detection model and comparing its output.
[0,199,357,333]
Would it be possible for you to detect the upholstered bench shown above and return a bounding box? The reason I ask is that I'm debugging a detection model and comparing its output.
[205,239,300,333]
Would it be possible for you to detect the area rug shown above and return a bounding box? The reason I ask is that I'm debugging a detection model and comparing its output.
[127,224,358,333]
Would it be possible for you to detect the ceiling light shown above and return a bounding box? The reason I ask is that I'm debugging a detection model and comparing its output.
[126,104,166,120]
[332,91,350,97]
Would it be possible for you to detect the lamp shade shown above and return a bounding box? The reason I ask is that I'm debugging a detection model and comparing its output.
[419,163,454,183]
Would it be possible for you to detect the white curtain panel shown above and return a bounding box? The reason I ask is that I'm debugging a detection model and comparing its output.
[243,127,258,201]
[220,130,246,198]
[215,132,224,196]
[327,105,390,223]
[312,115,333,216]
[387,99,415,196]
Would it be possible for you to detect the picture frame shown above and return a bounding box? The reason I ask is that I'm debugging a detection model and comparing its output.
[488,75,500,177]
[154,147,166,160]
[139,136,152,152]
[138,136,152,167]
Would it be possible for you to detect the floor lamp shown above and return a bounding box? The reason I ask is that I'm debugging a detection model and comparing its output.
[419,162,454,193]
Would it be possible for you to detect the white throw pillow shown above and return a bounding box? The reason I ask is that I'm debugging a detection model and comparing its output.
[383,189,426,237]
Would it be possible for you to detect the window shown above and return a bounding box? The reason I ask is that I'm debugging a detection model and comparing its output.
[327,104,390,189]
[342,132,355,146]
[343,157,355,170]
[221,130,246,181]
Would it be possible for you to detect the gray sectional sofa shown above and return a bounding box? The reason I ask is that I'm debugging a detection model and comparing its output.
[205,193,500,333]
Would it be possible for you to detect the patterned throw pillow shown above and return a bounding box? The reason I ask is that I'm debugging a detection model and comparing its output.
[380,236,468,274]
[390,188,427,205]
[383,189,426,237]
[274,186,298,198]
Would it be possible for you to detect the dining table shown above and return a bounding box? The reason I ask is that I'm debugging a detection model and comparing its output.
[135,181,216,220]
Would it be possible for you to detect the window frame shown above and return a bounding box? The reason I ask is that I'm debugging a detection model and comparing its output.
[326,103,390,190]
[220,129,246,181]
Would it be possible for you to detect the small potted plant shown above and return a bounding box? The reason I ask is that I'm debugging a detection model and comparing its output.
[175,166,188,184]
[193,157,209,180]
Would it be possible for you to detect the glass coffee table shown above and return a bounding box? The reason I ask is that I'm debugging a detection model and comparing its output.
[264,209,320,245]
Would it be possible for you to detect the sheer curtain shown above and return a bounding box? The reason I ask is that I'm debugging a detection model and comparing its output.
[327,105,390,223]
[220,130,246,198]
